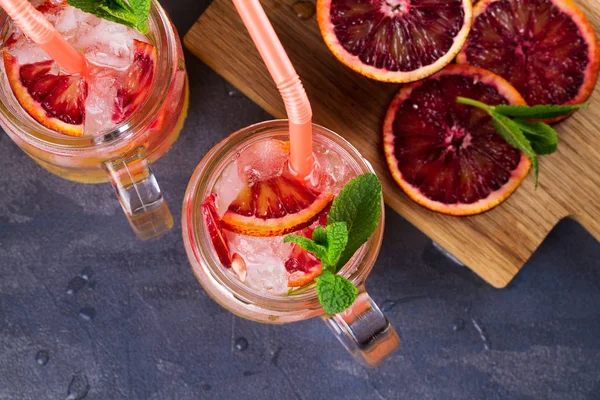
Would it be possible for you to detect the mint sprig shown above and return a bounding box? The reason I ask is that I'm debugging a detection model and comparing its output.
[456,97,585,186]
[285,173,382,315]
[68,0,151,33]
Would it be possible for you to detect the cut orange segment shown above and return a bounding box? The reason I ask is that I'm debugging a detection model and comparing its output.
[3,51,87,137]
[202,194,233,268]
[317,0,473,83]
[456,0,600,119]
[383,64,531,216]
[285,226,323,287]
[113,40,157,123]
[221,176,334,237]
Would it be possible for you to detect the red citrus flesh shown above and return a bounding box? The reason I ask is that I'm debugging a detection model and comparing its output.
[286,245,323,287]
[221,176,334,237]
[202,194,233,268]
[456,0,600,115]
[285,226,323,287]
[383,64,531,216]
[3,51,87,137]
[113,40,157,123]
[317,0,473,82]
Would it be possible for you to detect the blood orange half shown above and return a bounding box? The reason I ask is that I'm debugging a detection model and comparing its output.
[383,64,531,216]
[317,0,473,83]
[456,0,600,117]
[221,176,334,237]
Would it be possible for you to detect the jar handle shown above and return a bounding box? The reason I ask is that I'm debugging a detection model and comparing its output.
[103,146,173,240]
[322,290,400,367]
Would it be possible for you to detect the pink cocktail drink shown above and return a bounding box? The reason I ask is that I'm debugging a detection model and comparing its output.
[210,133,354,294]
[183,121,400,366]
[0,0,188,239]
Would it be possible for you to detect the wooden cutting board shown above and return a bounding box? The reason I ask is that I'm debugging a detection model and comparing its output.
[184,0,600,288]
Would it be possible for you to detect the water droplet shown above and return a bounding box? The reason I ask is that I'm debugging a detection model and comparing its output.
[35,350,49,366]
[79,267,93,281]
[201,383,212,391]
[79,307,96,321]
[452,318,465,331]
[234,337,249,351]
[291,1,315,20]
[380,300,396,312]
[66,277,87,295]
[471,317,491,351]
[66,373,90,400]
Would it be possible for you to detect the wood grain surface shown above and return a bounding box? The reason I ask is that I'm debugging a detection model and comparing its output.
[184,0,600,288]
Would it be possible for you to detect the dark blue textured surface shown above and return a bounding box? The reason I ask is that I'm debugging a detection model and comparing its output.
[1,1,599,399]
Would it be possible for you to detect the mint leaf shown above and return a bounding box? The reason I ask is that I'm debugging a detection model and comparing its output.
[494,103,587,120]
[324,222,348,271]
[512,119,558,155]
[312,226,327,246]
[97,3,137,28]
[489,111,536,158]
[110,0,132,11]
[315,270,358,315]
[490,111,539,183]
[130,0,151,33]
[67,0,149,33]
[66,0,101,13]
[328,173,382,268]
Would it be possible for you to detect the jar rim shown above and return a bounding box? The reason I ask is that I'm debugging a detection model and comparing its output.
[0,0,175,151]
[182,120,385,315]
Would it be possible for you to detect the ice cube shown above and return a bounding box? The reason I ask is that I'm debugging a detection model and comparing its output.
[54,6,78,37]
[310,148,353,194]
[76,19,148,69]
[227,233,293,262]
[214,161,244,216]
[243,256,289,295]
[237,139,289,185]
[8,39,51,64]
[84,68,121,135]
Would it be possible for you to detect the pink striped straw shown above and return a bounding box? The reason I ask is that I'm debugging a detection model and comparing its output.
[232,0,313,179]
[0,0,87,75]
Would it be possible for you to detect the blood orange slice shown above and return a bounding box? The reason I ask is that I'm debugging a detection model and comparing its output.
[202,194,233,267]
[113,40,157,123]
[456,0,600,117]
[316,0,473,83]
[383,64,531,216]
[285,224,326,287]
[286,244,323,287]
[3,51,87,137]
[221,176,334,237]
